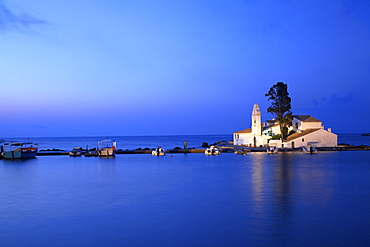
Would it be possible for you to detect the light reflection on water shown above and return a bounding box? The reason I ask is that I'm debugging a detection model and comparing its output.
[0,151,369,246]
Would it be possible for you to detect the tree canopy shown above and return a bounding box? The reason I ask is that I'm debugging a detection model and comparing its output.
[265,82,293,140]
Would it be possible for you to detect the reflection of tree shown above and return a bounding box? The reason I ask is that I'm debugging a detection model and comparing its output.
[296,157,335,204]
[249,153,335,244]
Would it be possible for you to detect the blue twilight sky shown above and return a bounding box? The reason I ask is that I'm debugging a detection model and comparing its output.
[0,0,369,138]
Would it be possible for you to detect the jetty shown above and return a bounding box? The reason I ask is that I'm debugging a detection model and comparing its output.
[36,148,207,156]
[35,144,369,156]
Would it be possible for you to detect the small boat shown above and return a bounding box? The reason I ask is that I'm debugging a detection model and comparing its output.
[152,147,166,156]
[234,148,247,155]
[97,139,117,157]
[267,146,278,154]
[205,146,220,155]
[2,142,38,159]
[302,146,318,154]
[84,150,98,157]
[69,147,83,157]
[0,141,3,159]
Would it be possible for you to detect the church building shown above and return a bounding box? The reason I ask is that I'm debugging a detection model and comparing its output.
[233,104,337,148]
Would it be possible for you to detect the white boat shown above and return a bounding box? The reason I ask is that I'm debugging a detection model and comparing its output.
[302,146,318,154]
[234,148,247,155]
[267,146,278,154]
[97,139,117,157]
[205,146,220,155]
[69,147,83,157]
[2,142,38,159]
[152,147,166,156]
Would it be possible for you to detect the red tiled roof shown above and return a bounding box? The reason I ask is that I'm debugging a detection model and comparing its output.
[293,115,321,122]
[233,128,252,134]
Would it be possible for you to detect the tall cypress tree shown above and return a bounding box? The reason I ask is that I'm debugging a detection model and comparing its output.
[265,82,293,140]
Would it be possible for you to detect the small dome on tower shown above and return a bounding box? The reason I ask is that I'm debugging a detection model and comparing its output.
[252,103,261,115]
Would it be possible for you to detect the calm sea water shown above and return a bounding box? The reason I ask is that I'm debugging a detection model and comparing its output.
[2,134,233,151]
[0,134,369,247]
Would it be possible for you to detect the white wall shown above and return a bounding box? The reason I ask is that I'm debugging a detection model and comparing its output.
[234,134,270,147]
[285,129,337,148]
[300,122,322,131]
[292,119,301,131]
[234,133,248,145]
[292,118,322,132]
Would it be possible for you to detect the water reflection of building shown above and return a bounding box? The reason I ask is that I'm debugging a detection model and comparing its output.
[250,153,335,207]
[248,153,335,239]
[247,153,269,235]
[249,153,294,241]
[273,155,293,216]
[251,153,265,211]
[250,154,294,213]
[296,159,335,204]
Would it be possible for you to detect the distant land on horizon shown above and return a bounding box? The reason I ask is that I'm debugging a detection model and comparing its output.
[2,132,370,139]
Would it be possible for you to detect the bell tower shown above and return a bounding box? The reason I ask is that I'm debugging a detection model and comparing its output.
[251,103,262,136]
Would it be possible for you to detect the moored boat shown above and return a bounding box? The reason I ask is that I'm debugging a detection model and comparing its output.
[302,146,318,154]
[97,139,117,157]
[234,148,248,155]
[152,146,166,156]
[69,147,83,157]
[0,141,3,159]
[205,146,220,155]
[267,146,278,154]
[2,142,38,159]
[84,150,98,157]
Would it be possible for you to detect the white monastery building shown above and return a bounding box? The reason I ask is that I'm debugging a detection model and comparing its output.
[233,104,337,148]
